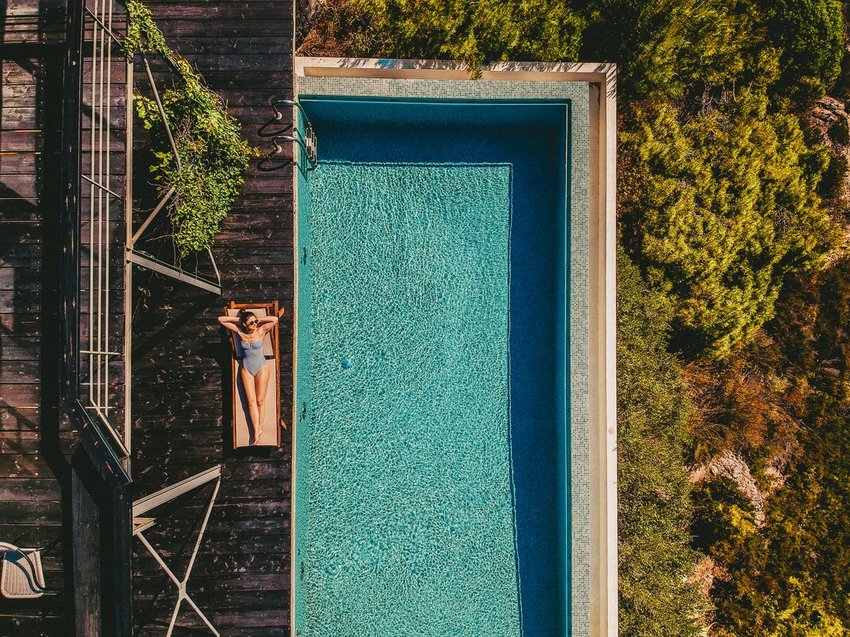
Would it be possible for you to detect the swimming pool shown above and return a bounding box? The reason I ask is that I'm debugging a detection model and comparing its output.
[292,62,617,637]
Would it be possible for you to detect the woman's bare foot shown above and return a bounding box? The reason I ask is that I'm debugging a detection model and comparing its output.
[255,430,264,444]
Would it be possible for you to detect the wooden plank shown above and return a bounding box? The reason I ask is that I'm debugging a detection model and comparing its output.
[0,476,62,500]
[0,290,40,312]
[1,83,39,105]
[215,245,294,265]
[0,452,55,478]
[0,589,64,609]
[150,54,294,73]
[0,60,39,86]
[0,383,41,409]
[0,243,41,267]
[133,587,288,611]
[3,0,65,15]
[133,37,293,56]
[172,70,292,91]
[0,360,40,383]
[0,405,40,430]
[140,19,292,38]
[0,615,68,637]
[0,267,42,291]
[72,466,101,637]
[142,571,286,593]
[0,223,41,243]
[0,160,44,176]
[207,609,289,628]
[143,1,292,17]
[227,197,294,214]
[0,106,38,128]
[0,336,40,360]
[0,430,76,453]
[0,500,61,525]
[0,312,42,334]
[0,176,37,200]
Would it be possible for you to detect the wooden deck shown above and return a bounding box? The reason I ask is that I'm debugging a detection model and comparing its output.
[0,2,76,635]
[131,2,294,635]
[1,1,295,634]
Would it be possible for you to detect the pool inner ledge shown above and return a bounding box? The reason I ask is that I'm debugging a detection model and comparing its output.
[291,60,617,637]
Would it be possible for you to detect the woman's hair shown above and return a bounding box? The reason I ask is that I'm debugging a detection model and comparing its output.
[238,309,257,327]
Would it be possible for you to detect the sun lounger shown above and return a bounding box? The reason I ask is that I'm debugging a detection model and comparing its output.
[226,301,282,448]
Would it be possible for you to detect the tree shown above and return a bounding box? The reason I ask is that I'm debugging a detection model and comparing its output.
[766,0,845,103]
[621,91,841,357]
[689,262,850,636]
[580,0,769,101]
[346,0,585,70]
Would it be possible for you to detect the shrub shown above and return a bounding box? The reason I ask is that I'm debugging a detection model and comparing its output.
[767,0,845,103]
[818,150,849,201]
[344,0,585,72]
[684,336,805,476]
[580,0,770,101]
[693,261,850,635]
[621,91,841,357]
[617,249,704,636]
[126,0,259,257]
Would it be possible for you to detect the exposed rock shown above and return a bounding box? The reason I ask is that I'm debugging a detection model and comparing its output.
[809,95,849,131]
[691,450,767,527]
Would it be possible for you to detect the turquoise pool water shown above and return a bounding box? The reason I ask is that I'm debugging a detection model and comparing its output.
[296,98,569,636]
[306,162,519,635]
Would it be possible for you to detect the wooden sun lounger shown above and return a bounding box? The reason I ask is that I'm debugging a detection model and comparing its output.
[226,301,282,448]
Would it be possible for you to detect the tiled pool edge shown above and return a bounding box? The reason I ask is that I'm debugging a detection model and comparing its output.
[292,58,617,637]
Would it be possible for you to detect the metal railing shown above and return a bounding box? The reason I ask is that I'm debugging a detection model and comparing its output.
[79,0,130,454]
[260,98,318,171]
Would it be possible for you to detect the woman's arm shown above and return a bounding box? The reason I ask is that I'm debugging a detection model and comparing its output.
[217,315,242,333]
[258,314,280,334]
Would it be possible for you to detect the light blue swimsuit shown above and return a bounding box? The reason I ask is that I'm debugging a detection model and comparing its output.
[240,339,267,376]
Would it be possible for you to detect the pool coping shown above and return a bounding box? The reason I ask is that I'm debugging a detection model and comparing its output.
[291,57,617,637]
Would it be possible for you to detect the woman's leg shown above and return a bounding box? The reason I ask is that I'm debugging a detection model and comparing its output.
[240,366,261,442]
[253,363,271,441]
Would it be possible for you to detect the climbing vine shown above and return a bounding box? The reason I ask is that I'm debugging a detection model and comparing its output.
[125,0,259,257]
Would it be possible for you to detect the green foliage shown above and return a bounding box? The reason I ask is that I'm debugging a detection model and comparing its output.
[690,263,850,635]
[126,0,258,257]
[617,249,703,637]
[345,0,585,72]
[299,1,850,633]
[124,0,167,55]
[767,0,845,103]
[818,149,848,202]
[621,91,841,357]
[581,0,771,100]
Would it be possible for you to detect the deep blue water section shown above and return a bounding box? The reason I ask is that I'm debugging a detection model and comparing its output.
[301,98,568,636]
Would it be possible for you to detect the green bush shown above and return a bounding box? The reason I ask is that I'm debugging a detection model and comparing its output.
[126,0,258,257]
[617,249,704,636]
[621,91,841,357]
[689,262,850,636]
[581,0,770,100]
[767,0,845,103]
[818,150,849,201]
[346,0,585,72]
